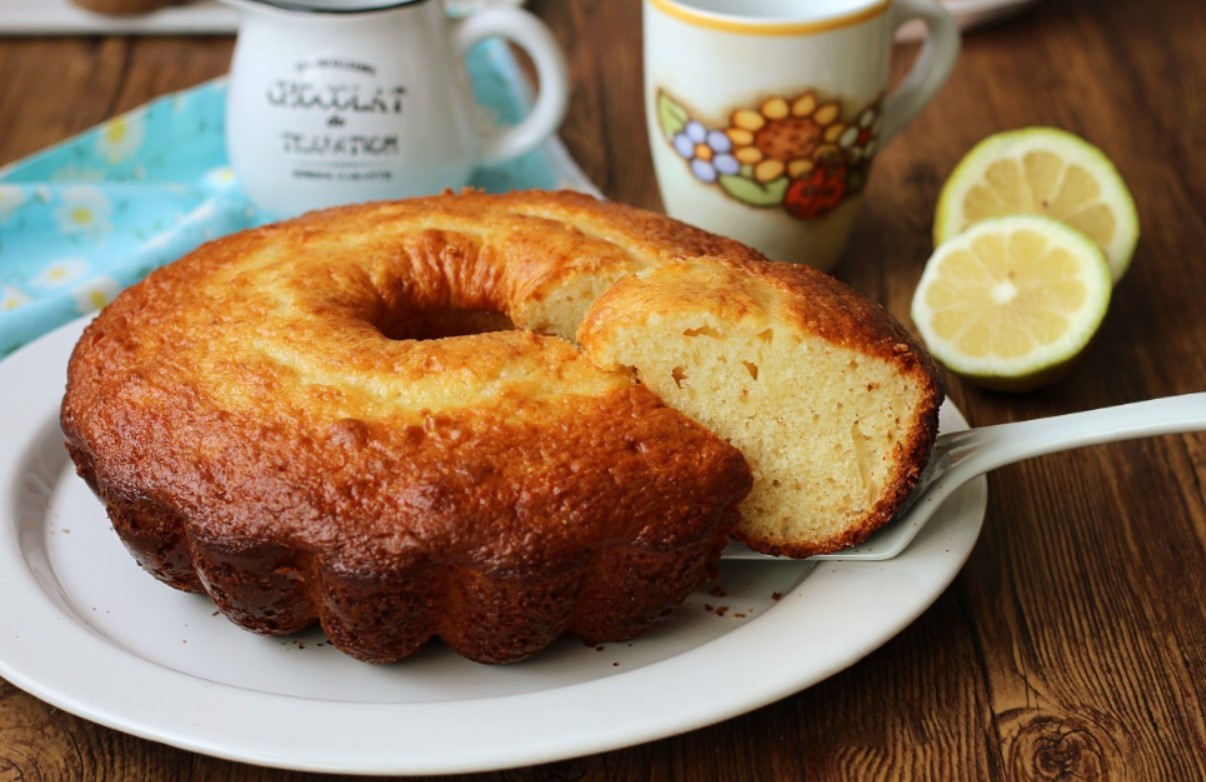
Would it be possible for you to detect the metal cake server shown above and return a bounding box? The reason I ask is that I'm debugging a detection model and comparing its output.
[722,393,1206,562]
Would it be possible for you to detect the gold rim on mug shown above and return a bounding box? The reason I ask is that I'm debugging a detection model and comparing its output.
[646,0,892,36]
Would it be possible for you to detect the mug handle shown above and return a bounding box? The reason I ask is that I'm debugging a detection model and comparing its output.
[879,0,961,142]
[452,7,570,166]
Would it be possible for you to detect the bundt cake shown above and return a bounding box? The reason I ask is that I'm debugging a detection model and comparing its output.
[60,190,761,664]
[578,256,944,558]
[61,189,943,662]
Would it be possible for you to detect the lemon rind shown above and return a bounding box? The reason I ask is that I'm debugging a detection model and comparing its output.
[933,127,1139,283]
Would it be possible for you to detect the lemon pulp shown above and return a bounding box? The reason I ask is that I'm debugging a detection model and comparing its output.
[912,215,1112,391]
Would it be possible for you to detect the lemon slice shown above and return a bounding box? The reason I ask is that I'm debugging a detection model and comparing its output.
[911,215,1112,391]
[934,127,1139,282]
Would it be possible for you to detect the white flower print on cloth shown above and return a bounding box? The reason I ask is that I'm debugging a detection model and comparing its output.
[71,276,121,314]
[95,113,147,164]
[202,166,239,191]
[0,185,27,222]
[2,286,31,312]
[32,259,89,289]
[54,187,113,237]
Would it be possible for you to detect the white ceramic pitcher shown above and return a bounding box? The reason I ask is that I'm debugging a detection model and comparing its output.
[222,0,569,218]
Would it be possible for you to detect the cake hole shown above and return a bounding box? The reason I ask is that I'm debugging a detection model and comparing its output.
[683,326,721,338]
[377,309,516,341]
[742,361,759,381]
[671,366,687,389]
[756,328,774,342]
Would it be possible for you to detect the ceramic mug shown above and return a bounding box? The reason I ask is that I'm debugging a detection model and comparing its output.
[644,0,960,270]
[223,0,569,218]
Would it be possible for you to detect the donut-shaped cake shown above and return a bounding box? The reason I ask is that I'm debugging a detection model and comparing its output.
[62,190,946,662]
[61,191,759,664]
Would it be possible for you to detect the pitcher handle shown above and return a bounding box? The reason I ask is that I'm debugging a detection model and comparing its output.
[880,0,961,142]
[452,7,570,166]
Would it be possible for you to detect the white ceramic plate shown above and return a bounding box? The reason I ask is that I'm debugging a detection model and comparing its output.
[0,317,987,776]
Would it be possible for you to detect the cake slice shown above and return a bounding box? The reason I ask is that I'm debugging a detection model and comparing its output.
[578,256,944,558]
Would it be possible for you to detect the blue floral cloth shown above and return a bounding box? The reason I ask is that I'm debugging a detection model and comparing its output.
[0,40,592,357]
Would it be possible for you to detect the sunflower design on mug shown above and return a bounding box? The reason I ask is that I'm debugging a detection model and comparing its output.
[657,89,882,221]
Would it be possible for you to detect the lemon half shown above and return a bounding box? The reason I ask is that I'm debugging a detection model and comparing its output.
[934,127,1139,282]
[912,215,1112,391]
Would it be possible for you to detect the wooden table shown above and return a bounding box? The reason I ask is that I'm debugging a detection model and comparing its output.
[2,0,1204,778]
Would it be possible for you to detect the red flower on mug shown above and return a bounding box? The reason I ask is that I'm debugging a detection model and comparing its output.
[783,164,847,220]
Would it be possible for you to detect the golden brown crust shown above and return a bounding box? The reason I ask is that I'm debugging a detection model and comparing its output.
[61,190,754,664]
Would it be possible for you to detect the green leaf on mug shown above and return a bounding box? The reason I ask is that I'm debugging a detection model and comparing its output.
[658,92,690,138]
[719,174,789,207]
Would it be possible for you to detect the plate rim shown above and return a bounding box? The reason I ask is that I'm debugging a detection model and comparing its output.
[0,315,987,775]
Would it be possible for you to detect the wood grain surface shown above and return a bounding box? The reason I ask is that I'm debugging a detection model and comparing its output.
[2,0,1204,779]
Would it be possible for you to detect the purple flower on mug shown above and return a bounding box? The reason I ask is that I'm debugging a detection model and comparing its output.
[672,121,740,183]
